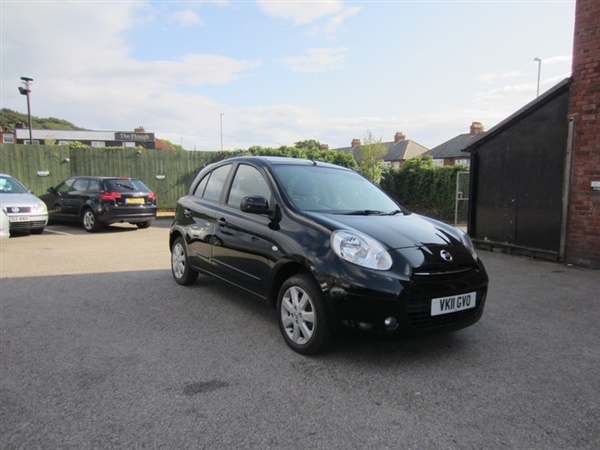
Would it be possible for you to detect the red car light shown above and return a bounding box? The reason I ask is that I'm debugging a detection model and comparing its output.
[148,192,156,200]
[99,192,122,201]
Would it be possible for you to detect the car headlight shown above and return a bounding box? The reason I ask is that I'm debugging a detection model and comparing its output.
[461,231,478,260]
[331,230,392,270]
[32,202,47,213]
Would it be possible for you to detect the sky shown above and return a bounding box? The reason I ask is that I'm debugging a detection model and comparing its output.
[0,0,576,151]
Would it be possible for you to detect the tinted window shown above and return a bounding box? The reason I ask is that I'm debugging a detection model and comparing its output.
[227,165,271,208]
[198,164,231,202]
[104,179,151,193]
[55,179,75,194]
[72,178,90,191]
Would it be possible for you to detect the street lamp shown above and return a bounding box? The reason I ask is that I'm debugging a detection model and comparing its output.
[220,113,224,151]
[534,57,542,97]
[18,76,35,144]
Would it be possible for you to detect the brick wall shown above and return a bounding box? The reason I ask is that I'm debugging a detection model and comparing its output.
[566,0,600,268]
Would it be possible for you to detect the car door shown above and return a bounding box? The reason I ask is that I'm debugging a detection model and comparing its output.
[180,164,232,272]
[47,178,77,219]
[210,163,275,298]
[68,177,91,215]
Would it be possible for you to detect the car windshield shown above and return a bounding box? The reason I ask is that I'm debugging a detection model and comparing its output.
[271,164,403,214]
[0,176,29,194]
[104,179,151,193]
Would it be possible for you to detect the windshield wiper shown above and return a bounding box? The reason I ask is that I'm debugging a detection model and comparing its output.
[115,183,135,190]
[386,209,406,216]
[345,210,384,216]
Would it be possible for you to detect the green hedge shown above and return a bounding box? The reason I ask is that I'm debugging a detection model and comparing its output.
[380,156,469,221]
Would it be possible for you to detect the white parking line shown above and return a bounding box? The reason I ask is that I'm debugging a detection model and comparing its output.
[43,229,73,236]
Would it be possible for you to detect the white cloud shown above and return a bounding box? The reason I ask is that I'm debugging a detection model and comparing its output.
[256,0,344,25]
[167,10,204,27]
[282,48,346,73]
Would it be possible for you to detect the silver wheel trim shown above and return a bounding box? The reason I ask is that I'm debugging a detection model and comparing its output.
[280,286,316,345]
[172,242,186,279]
[83,211,95,230]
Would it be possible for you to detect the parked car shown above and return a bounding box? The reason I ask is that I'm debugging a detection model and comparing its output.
[0,209,10,240]
[0,173,48,235]
[169,157,489,355]
[40,176,157,232]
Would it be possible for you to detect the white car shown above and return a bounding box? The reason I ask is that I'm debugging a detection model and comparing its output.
[0,209,9,240]
[0,173,48,235]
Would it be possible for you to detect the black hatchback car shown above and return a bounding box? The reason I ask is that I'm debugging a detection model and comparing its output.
[170,157,488,355]
[41,176,157,232]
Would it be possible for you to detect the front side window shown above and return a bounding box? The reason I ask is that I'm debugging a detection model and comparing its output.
[194,164,231,202]
[227,165,271,208]
[72,178,90,191]
[55,178,75,194]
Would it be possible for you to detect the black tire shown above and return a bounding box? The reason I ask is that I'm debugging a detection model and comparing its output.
[171,236,199,285]
[136,221,152,229]
[277,274,332,355]
[81,208,102,232]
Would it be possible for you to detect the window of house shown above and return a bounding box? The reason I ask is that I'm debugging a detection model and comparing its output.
[24,140,40,145]
[432,159,444,166]
[91,141,105,147]
[456,159,470,168]
[2,134,14,143]
[58,141,69,145]
[122,142,135,148]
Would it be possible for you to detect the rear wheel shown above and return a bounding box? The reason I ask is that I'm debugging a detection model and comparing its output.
[277,274,332,355]
[171,236,199,285]
[81,208,102,232]
[136,221,152,229]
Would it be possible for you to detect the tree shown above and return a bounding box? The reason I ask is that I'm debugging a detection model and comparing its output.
[356,130,387,184]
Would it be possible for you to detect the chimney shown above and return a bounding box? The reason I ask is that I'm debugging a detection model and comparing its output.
[394,132,406,143]
[320,144,329,150]
[351,138,361,148]
[470,122,484,135]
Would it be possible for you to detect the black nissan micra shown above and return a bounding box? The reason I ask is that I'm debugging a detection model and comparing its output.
[170,156,488,355]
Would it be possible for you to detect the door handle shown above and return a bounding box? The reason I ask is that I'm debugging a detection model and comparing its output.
[217,217,227,226]
[183,208,192,217]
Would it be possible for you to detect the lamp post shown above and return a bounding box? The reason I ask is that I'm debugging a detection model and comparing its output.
[220,113,224,151]
[18,76,34,144]
[534,57,542,97]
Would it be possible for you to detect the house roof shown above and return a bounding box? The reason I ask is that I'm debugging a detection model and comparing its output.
[335,139,429,162]
[424,133,482,159]
[465,78,572,152]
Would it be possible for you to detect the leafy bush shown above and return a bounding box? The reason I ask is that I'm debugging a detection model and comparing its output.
[380,156,468,220]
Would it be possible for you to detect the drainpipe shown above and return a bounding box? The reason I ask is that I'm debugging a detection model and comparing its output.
[559,114,576,262]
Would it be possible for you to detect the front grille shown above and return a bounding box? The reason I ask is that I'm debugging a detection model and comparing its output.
[412,265,476,279]
[7,207,32,214]
[406,290,486,330]
[9,220,46,230]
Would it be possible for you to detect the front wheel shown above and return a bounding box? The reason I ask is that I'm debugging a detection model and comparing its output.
[81,208,102,232]
[277,274,332,355]
[171,236,199,285]
[136,221,152,229]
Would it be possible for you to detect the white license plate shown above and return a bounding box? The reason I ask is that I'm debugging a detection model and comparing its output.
[431,292,476,316]
[9,216,30,222]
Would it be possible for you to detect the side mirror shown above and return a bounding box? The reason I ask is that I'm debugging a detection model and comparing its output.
[47,187,55,193]
[241,195,271,214]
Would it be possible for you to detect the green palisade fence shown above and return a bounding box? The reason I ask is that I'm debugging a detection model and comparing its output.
[0,144,215,208]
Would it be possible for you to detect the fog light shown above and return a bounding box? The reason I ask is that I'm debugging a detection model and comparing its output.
[384,317,399,330]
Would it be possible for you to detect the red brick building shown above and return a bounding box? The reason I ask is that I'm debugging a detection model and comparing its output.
[566,0,600,268]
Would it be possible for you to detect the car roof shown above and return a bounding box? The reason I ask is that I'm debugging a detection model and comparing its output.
[219,156,347,170]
